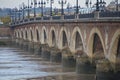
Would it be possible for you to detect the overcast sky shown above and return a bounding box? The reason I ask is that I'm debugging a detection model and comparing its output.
[0,0,118,9]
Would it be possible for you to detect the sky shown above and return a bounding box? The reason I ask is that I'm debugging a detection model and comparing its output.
[0,0,118,9]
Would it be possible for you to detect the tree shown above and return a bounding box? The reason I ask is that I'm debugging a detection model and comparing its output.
[0,16,11,25]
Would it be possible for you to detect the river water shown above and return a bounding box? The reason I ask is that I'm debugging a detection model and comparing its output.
[0,47,95,80]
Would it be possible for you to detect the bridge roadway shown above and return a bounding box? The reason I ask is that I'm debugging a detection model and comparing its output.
[11,11,120,80]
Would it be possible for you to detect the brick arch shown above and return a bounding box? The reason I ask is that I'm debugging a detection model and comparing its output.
[14,31,17,38]
[58,27,69,50]
[41,26,47,44]
[71,27,84,53]
[24,28,28,40]
[25,30,28,40]
[27,28,31,41]
[34,27,40,42]
[108,29,120,63]
[49,27,56,47]
[20,29,24,39]
[17,30,20,38]
[21,29,25,40]
[87,28,106,59]
[29,28,34,41]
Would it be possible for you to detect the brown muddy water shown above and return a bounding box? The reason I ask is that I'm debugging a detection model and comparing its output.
[0,47,95,80]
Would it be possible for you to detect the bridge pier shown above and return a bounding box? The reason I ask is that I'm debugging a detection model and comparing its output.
[62,48,76,71]
[18,39,24,49]
[41,44,51,60]
[28,42,34,54]
[50,47,62,63]
[33,42,41,55]
[96,59,120,80]
[76,56,96,74]
[13,39,19,47]
[22,40,29,51]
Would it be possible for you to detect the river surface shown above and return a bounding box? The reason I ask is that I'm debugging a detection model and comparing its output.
[0,47,95,80]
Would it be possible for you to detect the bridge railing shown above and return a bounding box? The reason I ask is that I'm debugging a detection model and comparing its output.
[52,16,61,20]
[10,11,120,26]
[64,15,76,19]
[79,13,94,18]
[99,11,120,17]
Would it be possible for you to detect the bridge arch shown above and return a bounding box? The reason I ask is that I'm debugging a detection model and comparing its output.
[49,27,56,47]
[14,31,17,38]
[87,28,106,59]
[25,30,28,40]
[108,29,120,63]
[17,31,20,38]
[20,30,24,39]
[30,29,33,41]
[24,28,28,40]
[59,27,69,49]
[36,29,40,42]
[41,26,47,44]
[71,27,84,53]
[27,29,30,41]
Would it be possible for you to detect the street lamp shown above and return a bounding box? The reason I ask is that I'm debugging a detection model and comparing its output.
[47,0,54,16]
[38,0,46,17]
[27,0,30,18]
[58,0,67,15]
[11,9,15,23]
[20,3,25,20]
[115,0,118,11]
[76,0,79,14]
[31,0,37,17]
[96,0,99,11]
[14,8,17,21]
[85,0,92,13]
[99,0,106,12]
[18,7,22,20]
[67,2,71,14]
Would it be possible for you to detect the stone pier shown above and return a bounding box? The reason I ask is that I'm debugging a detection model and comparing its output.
[96,59,120,80]
[62,48,76,71]
[41,44,51,60]
[50,47,62,63]
[76,56,96,74]
[22,40,29,51]
[33,42,41,55]
[28,42,34,54]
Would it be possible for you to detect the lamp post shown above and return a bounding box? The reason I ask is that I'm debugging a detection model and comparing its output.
[38,0,46,17]
[27,0,30,18]
[96,0,99,11]
[20,3,25,20]
[18,8,21,20]
[14,8,17,21]
[31,0,37,17]
[116,0,118,11]
[85,0,92,13]
[99,0,106,12]
[67,2,71,14]
[12,9,15,23]
[58,0,67,15]
[76,0,79,14]
[47,0,54,16]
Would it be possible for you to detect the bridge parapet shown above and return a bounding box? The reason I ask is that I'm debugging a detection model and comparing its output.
[10,11,120,27]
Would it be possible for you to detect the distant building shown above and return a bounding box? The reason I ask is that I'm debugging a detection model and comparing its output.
[0,8,11,17]
[107,1,120,11]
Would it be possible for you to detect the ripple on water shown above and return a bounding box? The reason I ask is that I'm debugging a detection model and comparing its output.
[0,47,95,80]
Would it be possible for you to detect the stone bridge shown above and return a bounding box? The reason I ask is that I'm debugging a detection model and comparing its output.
[11,12,120,80]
